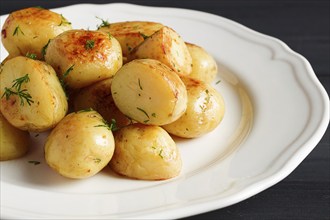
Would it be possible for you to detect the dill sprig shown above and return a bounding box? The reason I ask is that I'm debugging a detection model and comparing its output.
[26,52,37,60]
[63,64,75,78]
[28,160,41,165]
[2,74,34,106]
[136,107,149,119]
[94,118,118,131]
[59,14,71,26]
[13,26,24,36]
[85,40,95,50]
[41,39,51,58]
[96,16,110,29]
[139,32,149,40]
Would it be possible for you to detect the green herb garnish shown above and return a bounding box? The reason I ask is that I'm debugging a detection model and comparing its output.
[200,89,211,111]
[205,89,210,101]
[139,32,149,40]
[33,6,44,9]
[26,52,37,60]
[63,64,75,78]
[158,149,164,159]
[95,118,117,131]
[127,45,132,52]
[93,158,101,163]
[2,74,34,106]
[85,40,95,50]
[59,14,71,26]
[28,160,40,165]
[41,39,51,58]
[13,26,24,36]
[59,78,68,99]
[138,78,143,90]
[136,107,149,119]
[96,16,110,29]
[58,64,74,99]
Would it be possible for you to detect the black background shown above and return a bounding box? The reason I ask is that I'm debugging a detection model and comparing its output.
[1,0,329,219]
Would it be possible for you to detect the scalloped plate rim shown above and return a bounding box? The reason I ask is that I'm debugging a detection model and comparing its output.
[0,3,329,219]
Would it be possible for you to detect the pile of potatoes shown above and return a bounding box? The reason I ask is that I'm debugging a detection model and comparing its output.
[0,7,225,180]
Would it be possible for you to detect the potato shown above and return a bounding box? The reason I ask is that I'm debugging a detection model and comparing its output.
[45,29,122,89]
[73,78,133,128]
[0,113,30,161]
[0,56,68,132]
[110,124,182,180]
[98,21,163,58]
[1,7,72,60]
[127,26,192,75]
[45,110,115,179]
[163,76,225,138]
[111,59,187,125]
[186,43,218,83]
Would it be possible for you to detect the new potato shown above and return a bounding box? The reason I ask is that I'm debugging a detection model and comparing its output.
[0,6,226,181]
[163,76,225,138]
[0,113,30,161]
[1,7,72,60]
[73,77,132,128]
[98,21,163,58]
[127,26,192,75]
[45,29,122,89]
[110,124,182,180]
[45,110,115,179]
[0,56,68,132]
[111,59,187,125]
[186,43,218,83]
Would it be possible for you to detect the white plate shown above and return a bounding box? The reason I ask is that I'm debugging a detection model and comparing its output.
[0,3,329,219]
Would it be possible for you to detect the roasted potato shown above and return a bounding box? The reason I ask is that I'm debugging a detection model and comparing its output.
[186,43,218,83]
[73,77,132,128]
[0,9,227,181]
[1,7,72,60]
[98,21,163,58]
[163,76,225,138]
[45,29,122,89]
[111,59,187,125]
[127,26,192,75]
[45,110,115,179]
[0,56,68,132]
[110,124,182,180]
[0,113,30,161]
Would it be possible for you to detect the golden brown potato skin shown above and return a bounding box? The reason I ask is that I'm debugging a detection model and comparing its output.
[111,59,187,125]
[1,7,72,60]
[98,21,163,58]
[73,78,132,128]
[110,124,182,180]
[45,110,115,179]
[0,113,30,161]
[45,29,122,89]
[163,76,225,138]
[128,26,192,75]
[186,43,218,83]
[0,56,68,132]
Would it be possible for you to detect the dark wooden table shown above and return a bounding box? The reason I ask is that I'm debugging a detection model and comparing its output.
[1,0,329,219]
